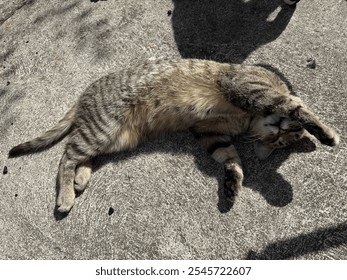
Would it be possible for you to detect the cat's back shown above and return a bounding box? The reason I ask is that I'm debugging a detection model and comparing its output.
[79,58,180,99]
[79,58,233,104]
[120,58,235,88]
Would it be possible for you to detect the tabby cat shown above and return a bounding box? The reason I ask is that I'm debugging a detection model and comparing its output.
[9,59,339,212]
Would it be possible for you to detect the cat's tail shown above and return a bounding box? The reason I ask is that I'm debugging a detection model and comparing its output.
[8,104,77,157]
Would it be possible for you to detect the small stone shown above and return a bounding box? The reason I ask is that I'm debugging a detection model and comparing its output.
[108,207,114,216]
[306,58,316,69]
[15,194,18,197]
[7,81,10,86]
[167,10,172,16]
[3,166,8,174]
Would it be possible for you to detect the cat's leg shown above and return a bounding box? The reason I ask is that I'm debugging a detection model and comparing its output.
[56,129,104,212]
[192,128,244,200]
[57,138,105,212]
[57,125,142,212]
[211,143,244,199]
[226,89,339,146]
[57,150,81,213]
[74,160,92,192]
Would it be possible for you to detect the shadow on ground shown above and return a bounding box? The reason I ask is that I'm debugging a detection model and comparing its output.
[0,46,25,135]
[172,0,295,63]
[247,222,347,259]
[236,136,316,208]
[52,132,315,219]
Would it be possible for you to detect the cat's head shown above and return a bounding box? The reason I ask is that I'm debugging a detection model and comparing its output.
[250,114,306,159]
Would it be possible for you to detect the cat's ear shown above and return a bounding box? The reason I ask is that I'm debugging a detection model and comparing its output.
[254,141,275,160]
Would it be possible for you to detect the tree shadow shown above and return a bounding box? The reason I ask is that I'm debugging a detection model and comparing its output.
[0,97,22,136]
[171,0,296,63]
[31,1,115,61]
[0,86,25,137]
[33,1,79,24]
[247,222,347,259]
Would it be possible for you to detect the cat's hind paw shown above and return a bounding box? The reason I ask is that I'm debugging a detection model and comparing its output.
[74,161,92,192]
[56,189,75,213]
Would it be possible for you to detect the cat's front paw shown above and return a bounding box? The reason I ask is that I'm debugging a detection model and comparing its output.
[304,123,340,147]
[224,167,243,201]
[322,126,340,146]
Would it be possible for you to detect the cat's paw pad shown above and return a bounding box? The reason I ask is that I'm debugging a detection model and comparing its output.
[224,169,243,199]
[224,183,235,198]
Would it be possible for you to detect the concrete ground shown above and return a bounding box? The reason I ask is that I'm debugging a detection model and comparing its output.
[0,0,346,259]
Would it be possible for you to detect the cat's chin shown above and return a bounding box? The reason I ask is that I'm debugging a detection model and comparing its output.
[254,141,275,160]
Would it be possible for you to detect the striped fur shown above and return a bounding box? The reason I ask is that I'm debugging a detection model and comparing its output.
[9,59,339,212]
[9,104,77,156]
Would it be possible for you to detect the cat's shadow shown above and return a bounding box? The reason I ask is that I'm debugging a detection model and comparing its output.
[233,136,316,210]
[54,131,316,219]
[171,0,296,63]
